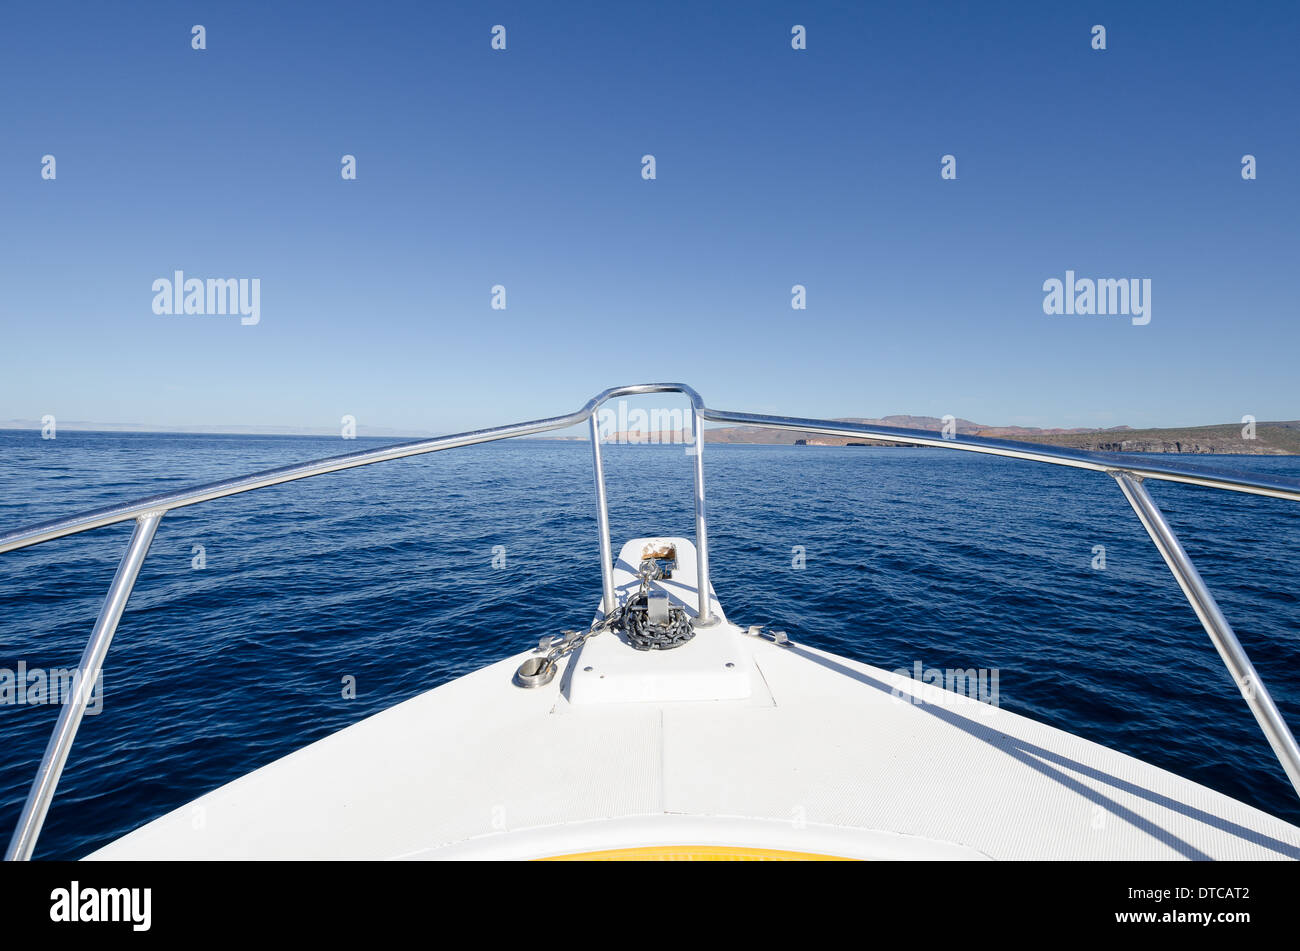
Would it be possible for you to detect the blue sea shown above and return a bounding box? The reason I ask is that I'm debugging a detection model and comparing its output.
[1,430,1298,859]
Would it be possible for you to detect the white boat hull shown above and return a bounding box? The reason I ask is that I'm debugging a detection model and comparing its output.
[87,538,1300,860]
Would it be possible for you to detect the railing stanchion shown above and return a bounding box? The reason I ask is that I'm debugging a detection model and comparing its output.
[691,409,714,625]
[1113,471,1300,800]
[5,511,163,861]
[589,414,617,617]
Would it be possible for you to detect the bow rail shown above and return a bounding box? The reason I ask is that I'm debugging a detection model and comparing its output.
[4,383,1300,859]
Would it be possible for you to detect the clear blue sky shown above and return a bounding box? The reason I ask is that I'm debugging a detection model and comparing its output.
[1,1,1295,433]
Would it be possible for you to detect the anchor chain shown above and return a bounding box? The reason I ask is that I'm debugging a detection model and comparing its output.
[513,557,700,686]
[513,608,624,688]
[622,556,696,651]
[623,595,695,650]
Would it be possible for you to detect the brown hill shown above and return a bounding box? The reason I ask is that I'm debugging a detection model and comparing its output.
[703,418,1300,454]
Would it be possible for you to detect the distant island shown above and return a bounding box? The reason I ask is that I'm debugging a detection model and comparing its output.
[708,415,1300,455]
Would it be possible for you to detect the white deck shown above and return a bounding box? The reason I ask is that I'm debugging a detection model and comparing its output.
[88,538,1300,860]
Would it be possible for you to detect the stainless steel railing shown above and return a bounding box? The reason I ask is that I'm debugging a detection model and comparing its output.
[3,382,1299,859]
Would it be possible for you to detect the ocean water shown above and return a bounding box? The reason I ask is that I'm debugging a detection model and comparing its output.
[0,430,1298,859]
